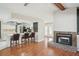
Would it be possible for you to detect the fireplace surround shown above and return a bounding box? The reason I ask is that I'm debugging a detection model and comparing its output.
[56,33,72,46]
[48,31,77,52]
[54,31,77,47]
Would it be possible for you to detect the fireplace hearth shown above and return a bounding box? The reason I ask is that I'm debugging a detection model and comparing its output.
[56,33,72,46]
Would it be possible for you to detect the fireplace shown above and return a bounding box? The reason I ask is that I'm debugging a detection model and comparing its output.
[56,33,72,46]
[48,31,77,52]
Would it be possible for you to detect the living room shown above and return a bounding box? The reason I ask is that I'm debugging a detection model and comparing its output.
[0,3,79,56]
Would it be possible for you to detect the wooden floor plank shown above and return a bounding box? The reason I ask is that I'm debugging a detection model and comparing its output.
[0,41,79,56]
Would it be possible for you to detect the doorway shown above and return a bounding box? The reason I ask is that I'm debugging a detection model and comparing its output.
[44,23,53,42]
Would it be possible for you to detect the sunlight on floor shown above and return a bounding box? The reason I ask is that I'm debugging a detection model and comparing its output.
[44,37,53,48]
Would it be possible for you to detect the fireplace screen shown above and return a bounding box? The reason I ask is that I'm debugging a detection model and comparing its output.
[56,33,72,46]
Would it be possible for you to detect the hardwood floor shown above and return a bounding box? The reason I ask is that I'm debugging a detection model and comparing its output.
[0,41,79,56]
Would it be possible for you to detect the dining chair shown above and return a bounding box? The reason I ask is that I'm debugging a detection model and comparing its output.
[21,33,29,44]
[10,34,20,47]
[29,32,35,43]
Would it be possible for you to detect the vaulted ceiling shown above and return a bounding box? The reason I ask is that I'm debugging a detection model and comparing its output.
[0,3,58,22]
[0,3,79,22]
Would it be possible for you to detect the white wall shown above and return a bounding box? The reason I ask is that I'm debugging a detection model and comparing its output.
[33,15,54,42]
[0,6,11,49]
[0,6,11,39]
[0,6,11,20]
[37,19,45,42]
[54,8,77,32]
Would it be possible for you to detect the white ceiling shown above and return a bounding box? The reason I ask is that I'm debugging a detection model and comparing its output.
[0,3,79,21]
[63,3,79,8]
[0,3,59,16]
[0,3,59,21]
[0,3,58,11]
[0,3,79,12]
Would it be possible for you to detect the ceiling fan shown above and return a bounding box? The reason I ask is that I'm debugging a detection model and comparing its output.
[24,3,29,6]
